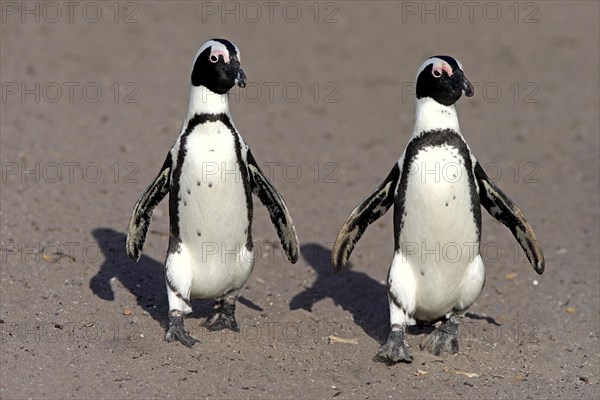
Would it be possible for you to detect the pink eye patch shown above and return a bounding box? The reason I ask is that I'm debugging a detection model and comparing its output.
[209,49,230,63]
[432,62,453,78]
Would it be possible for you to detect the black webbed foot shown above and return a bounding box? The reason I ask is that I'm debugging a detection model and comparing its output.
[165,313,198,347]
[377,327,413,363]
[420,317,460,356]
[203,297,239,332]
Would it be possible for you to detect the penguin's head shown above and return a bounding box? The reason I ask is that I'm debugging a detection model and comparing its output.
[191,39,247,94]
[415,56,473,106]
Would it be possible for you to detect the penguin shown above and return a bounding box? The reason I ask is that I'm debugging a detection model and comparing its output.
[125,39,299,347]
[331,55,545,363]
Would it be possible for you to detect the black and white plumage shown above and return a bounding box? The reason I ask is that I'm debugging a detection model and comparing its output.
[332,56,544,363]
[126,39,299,347]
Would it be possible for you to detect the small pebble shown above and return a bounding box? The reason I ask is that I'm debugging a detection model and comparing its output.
[505,272,518,280]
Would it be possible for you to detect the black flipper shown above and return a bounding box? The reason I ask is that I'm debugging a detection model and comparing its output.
[331,163,401,272]
[475,161,545,274]
[246,149,299,264]
[125,155,172,262]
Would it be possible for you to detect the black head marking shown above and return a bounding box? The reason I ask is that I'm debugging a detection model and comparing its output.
[416,56,473,106]
[191,39,246,94]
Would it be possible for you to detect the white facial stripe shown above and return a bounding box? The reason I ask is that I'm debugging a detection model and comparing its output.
[416,57,462,80]
[433,62,453,77]
[194,40,232,65]
[416,57,441,80]
[210,49,229,63]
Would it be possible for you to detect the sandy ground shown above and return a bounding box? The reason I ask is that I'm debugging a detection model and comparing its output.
[1,1,599,399]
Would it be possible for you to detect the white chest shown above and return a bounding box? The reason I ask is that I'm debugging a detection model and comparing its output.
[175,121,250,246]
[394,144,483,319]
[400,144,478,261]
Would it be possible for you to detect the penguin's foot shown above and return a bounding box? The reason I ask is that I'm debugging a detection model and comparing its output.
[165,313,198,347]
[420,318,459,356]
[203,298,239,332]
[377,329,413,363]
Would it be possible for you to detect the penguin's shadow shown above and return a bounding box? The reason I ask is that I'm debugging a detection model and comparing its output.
[290,243,389,342]
[89,228,216,329]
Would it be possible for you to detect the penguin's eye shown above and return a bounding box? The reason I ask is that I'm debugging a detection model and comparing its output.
[208,49,230,64]
[432,63,453,79]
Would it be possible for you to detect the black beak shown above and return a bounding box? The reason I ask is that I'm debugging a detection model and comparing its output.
[235,68,247,88]
[451,69,474,97]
